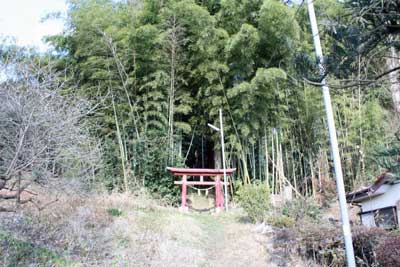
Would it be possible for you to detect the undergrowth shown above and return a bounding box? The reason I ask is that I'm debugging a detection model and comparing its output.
[235,181,270,222]
[0,231,67,267]
[267,198,400,267]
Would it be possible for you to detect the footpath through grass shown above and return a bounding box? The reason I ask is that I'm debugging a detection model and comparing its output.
[0,194,269,267]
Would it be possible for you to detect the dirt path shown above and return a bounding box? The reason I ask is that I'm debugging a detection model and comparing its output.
[181,211,270,267]
[211,219,269,267]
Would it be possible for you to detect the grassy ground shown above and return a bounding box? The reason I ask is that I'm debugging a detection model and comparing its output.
[0,231,67,267]
[0,193,272,267]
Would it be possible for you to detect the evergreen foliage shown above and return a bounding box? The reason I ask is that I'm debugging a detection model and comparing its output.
[5,0,396,198]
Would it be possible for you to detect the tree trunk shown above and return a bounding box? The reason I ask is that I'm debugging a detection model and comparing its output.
[241,147,251,184]
[112,97,129,192]
[388,46,400,113]
[214,149,222,169]
[168,45,176,164]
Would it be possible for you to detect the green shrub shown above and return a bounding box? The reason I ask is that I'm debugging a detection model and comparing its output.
[107,208,123,217]
[281,198,321,221]
[236,181,269,222]
[102,133,181,203]
[267,215,295,228]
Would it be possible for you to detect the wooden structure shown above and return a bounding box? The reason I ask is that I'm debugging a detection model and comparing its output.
[347,173,400,229]
[167,167,236,212]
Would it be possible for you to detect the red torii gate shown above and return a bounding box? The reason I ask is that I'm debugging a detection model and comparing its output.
[167,167,236,212]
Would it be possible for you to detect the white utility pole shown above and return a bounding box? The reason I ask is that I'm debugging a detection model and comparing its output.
[219,109,229,211]
[306,1,356,266]
[208,109,229,211]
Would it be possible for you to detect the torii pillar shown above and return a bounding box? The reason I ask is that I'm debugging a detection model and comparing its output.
[167,167,236,212]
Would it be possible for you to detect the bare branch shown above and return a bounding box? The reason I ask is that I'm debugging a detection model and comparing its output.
[0,50,103,212]
[0,207,15,212]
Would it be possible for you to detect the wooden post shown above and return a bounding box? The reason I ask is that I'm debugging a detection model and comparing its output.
[215,175,224,212]
[180,175,188,212]
[219,179,224,209]
[215,175,219,210]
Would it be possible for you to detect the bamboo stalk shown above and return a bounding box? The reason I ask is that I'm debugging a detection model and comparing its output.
[309,154,316,199]
[112,96,129,192]
[277,130,283,194]
[285,141,290,188]
[242,144,251,184]
[267,153,303,199]
[258,138,262,180]
[291,138,298,196]
[264,131,269,190]
[251,143,256,180]
[271,130,275,194]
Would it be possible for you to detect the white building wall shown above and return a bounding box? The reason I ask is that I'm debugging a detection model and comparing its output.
[360,183,400,227]
[361,213,376,227]
[361,184,400,211]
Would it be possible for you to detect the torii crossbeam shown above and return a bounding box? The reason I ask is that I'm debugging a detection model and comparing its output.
[167,167,236,212]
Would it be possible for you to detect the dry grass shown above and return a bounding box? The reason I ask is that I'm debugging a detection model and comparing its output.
[0,190,272,267]
[0,192,207,266]
[0,191,168,266]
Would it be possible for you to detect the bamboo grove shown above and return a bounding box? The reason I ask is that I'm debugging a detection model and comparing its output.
[37,0,400,200]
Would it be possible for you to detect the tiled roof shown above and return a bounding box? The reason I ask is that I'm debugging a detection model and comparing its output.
[346,172,398,203]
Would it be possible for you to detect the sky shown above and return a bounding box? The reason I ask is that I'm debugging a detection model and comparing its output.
[0,0,67,51]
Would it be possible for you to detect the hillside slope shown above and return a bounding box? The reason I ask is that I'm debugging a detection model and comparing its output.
[0,193,292,267]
